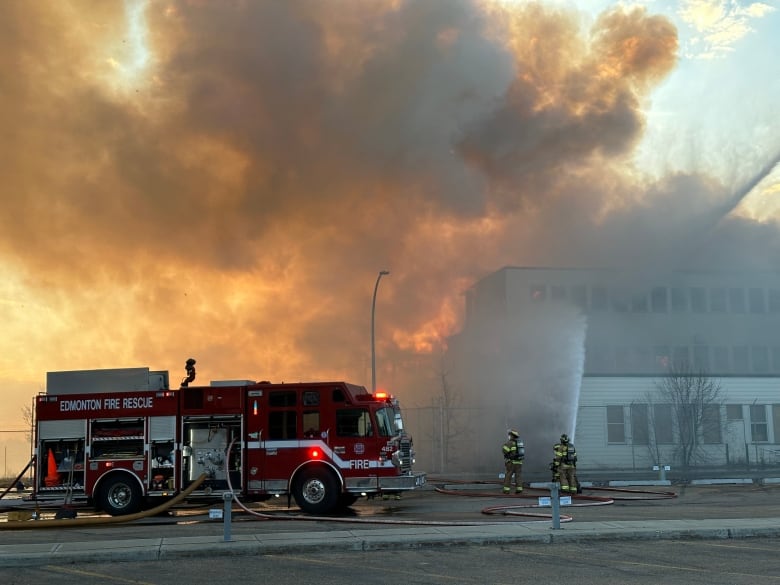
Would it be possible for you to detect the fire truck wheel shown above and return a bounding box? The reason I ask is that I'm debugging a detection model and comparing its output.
[99,474,142,516]
[293,468,339,515]
[337,493,358,509]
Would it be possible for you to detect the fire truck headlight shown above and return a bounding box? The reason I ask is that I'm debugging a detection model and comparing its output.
[391,450,402,468]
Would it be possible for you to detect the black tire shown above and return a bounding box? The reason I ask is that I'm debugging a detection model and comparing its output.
[337,493,359,509]
[99,474,142,516]
[293,468,339,515]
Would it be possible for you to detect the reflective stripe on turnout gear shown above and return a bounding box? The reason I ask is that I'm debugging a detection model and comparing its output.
[502,439,524,463]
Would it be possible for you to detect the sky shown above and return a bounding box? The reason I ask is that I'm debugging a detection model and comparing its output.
[1,0,778,475]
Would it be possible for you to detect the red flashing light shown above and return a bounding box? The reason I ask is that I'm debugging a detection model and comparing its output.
[310,448,321,459]
[374,391,388,400]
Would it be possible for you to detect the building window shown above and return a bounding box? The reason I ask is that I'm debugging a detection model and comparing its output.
[709,288,727,312]
[671,288,687,312]
[550,285,566,301]
[632,347,652,372]
[702,405,722,444]
[726,404,743,421]
[571,285,587,309]
[591,286,608,311]
[769,289,780,313]
[690,287,706,313]
[631,404,649,445]
[615,347,630,371]
[631,292,648,313]
[733,346,749,373]
[672,346,690,369]
[530,284,546,302]
[729,288,746,313]
[751,346,769,373]
[607,405,626,443]
[651,287,668,313]
[773,405,780,443]
[750,405,768,442]
[653,346,670,372]
[653,404,674,444]
[712,346,730,373]
[693,346,710,372]
[772,347,780,372]
[749,288,766,313]
[611,288,628,313]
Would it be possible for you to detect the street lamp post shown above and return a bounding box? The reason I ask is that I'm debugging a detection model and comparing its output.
[371,270,390,392]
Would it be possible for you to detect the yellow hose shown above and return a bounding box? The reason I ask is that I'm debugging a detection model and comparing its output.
[0,473,208,531]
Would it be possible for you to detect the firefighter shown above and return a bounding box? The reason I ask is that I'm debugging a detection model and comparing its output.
[553,433,578,494]
[501,429,525,494]
[181,358,197,387]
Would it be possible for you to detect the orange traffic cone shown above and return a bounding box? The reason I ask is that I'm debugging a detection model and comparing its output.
[44,448,60,487]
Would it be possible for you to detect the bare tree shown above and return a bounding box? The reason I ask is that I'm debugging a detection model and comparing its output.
[21,403,33,443]
[646,363,725,470]
[427,355,471,474]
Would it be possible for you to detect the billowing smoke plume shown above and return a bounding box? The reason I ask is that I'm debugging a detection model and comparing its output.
[0,1,777,473]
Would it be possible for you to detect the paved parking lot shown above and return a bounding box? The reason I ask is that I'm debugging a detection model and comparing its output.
[2,480,779,545]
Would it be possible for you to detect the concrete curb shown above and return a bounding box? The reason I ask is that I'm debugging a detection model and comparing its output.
[690,478,753,485]
[607,480,673,487]
[2,518,780,567]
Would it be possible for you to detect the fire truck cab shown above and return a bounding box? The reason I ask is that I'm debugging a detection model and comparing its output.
[34,367,426,516]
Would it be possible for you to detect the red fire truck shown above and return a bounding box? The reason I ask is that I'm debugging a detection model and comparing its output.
[33,365,425,515]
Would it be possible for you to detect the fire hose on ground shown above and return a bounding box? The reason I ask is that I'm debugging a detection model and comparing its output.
[0,473,208,531]
[428,477,677,520]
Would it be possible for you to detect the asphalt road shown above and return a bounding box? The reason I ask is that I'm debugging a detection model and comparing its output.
[2,481,779,544]
[1,538,779,584]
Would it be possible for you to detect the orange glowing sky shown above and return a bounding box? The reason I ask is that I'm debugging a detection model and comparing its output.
[1,0,778,473]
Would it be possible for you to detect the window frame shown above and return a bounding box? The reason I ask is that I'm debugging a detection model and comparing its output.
[630,403,649,445]
[749,404,768,442]
[606,405,626,444]
[653,403,674,444]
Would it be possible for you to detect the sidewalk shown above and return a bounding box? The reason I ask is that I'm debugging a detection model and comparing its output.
[1,516,779,567]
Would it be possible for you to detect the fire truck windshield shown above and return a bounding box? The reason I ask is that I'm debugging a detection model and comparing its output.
[376,406,405,437]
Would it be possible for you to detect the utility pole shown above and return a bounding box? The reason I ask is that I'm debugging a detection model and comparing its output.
[371,270,390,392]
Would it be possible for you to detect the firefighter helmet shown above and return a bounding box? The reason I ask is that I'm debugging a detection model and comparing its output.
[560,433,569,443]
[509,430,519,438]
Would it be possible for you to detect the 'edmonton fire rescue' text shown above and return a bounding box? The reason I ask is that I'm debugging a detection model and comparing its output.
[59,396,154,412]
